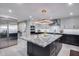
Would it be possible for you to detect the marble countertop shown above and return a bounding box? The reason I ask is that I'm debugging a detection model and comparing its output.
[62,29,79,35]
[20,34,62,47]
[48,29,79,35]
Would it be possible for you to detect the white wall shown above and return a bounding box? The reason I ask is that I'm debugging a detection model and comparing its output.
[18,21,28,56]
[61,17,79,29]
[18,22,26,36]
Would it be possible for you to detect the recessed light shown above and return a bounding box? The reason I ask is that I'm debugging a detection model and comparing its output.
[8,9,12,13]
[70,12,73,15]
[68,3,73,6]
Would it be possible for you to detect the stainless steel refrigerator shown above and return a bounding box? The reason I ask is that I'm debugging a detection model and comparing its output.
[0,19,18,49]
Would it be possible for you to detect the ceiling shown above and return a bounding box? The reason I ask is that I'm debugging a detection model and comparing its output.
[0,3,79,21]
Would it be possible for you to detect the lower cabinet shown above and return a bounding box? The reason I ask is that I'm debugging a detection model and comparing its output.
[60,34,79,46]
[27,39,62,56]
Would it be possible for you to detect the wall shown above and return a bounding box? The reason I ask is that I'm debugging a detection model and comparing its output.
[60,16,79,29]
[18,22,26,36]
[17,21,28,56]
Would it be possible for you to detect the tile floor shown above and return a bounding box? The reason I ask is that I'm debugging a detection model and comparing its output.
[0,39,27,56]
[0,39,79,56]
[0,45,26,56]
[58,44,79,56]
[0,39,17,49]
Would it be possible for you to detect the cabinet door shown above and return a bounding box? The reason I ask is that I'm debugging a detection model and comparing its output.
[60,34,79,46]
[65,35,74,43]
[64,35,79,46]
[27,42,33,55]
[74,36,79,46]
[59,35,66,43]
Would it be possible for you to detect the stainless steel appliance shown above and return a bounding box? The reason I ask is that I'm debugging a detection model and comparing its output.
[0,18,18,49]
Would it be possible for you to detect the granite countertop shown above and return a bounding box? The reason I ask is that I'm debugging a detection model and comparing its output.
[20,34,62,47]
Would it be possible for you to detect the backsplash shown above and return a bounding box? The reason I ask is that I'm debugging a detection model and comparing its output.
[34,25,61,33]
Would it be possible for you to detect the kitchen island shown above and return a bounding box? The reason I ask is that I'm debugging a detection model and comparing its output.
[21,34,62,56]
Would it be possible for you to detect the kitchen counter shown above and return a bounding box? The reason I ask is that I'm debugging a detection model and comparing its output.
[31,29,79,35]
[20,34,62,47]
[62,29,79,35]
[25,34,62,56]
[52,29,79,35]
[49,29,79,35]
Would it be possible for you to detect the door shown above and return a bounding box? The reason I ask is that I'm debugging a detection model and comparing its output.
[0,20,18,49]
[0,23,9,48]
[8,22,18,46]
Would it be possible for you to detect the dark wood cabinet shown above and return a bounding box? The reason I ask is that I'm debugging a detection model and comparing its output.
[60,34,79,46]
